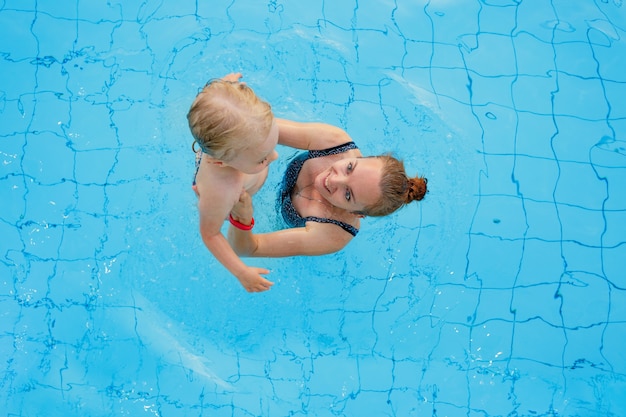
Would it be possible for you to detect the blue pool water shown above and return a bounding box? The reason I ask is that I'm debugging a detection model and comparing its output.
[2,0,626,416]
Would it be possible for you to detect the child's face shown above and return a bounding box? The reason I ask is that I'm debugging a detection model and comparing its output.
[227,122,279,174]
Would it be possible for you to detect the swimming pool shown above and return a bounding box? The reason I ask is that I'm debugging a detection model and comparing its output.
[2,0,625,415]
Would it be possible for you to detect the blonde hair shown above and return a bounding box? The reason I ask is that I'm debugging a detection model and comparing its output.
[361,155,427,217]
[187,79,273,162]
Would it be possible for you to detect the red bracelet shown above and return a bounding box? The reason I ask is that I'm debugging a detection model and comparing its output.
[229,214,254,230]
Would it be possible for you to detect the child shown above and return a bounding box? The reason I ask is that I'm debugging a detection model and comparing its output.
[187,73,279,293]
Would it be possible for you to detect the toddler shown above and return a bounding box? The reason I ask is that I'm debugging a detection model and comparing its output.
[187,73,278,292]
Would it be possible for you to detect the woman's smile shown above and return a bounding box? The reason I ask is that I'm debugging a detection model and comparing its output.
[323,171,332,193]
[314,168,332,196]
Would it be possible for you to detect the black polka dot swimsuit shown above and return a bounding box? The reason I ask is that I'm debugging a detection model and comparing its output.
[279,142,359,237]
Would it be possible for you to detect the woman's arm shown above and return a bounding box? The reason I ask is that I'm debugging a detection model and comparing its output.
[228,189,353,257]
[228,181,355,258]
[227,221,353,258]
[276,118,353,150]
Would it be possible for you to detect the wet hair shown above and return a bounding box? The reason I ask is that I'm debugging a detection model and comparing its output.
[187,79,273,162]
[360,154,427,217]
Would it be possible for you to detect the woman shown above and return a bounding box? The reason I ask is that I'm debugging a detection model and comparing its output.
[227,118,427,259]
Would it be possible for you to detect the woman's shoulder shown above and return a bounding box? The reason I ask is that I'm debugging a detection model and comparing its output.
[277,119,359,152]
[309,141,360,157]
[303,219,356,249]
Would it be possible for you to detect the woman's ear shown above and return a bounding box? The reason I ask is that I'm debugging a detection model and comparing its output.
[352,211,366,218]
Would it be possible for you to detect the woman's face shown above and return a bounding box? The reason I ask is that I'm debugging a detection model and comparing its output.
[314,157,383,213]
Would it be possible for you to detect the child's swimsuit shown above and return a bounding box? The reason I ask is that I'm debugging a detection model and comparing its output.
[279,142,359,237]
[192,151,203,194]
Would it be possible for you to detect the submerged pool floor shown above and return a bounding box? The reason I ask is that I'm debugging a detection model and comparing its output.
[1,1,626,416]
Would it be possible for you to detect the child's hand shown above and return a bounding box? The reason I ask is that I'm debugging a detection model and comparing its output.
[230,190,254,226]
[221,72,243,83]
[237,266,274,292]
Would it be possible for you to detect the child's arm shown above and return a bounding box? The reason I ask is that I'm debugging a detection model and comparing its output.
[197,188,274,292]
[276,118,353,150]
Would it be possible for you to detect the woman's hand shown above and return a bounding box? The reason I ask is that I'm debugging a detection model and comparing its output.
[228,190,259,257]
[221,72,243,83]
[230,190,254,226]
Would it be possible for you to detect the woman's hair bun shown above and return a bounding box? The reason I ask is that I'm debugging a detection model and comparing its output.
[406,176,427,202]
